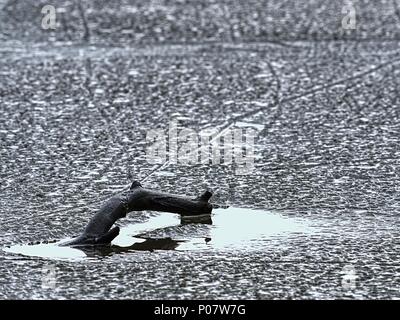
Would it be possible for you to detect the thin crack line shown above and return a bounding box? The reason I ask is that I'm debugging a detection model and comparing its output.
[76,0,90,43]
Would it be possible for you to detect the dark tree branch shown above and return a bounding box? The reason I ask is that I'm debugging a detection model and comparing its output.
[61,181,213,247]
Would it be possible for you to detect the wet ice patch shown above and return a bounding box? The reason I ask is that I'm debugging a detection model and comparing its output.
[178,207,311,251]
[113,213,180,247]
[4,242,86,261]
[116,207,312,251]
[3,207,312,260]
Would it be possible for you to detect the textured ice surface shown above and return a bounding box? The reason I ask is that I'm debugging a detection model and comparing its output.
[1,0,400,299]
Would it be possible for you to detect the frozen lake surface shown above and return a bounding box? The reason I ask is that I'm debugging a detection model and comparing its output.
[1,0,400,299]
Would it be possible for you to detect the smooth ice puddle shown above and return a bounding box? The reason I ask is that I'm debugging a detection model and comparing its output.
[110,207,312,251]
[178,207,312,251]
[112,213,181,247]
[4,242,86,261]
[3,207,313,260]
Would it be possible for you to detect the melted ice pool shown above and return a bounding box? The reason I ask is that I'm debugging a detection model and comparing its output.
[4,207,313,260]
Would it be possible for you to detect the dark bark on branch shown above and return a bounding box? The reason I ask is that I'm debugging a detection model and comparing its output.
[61,181,212,247]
